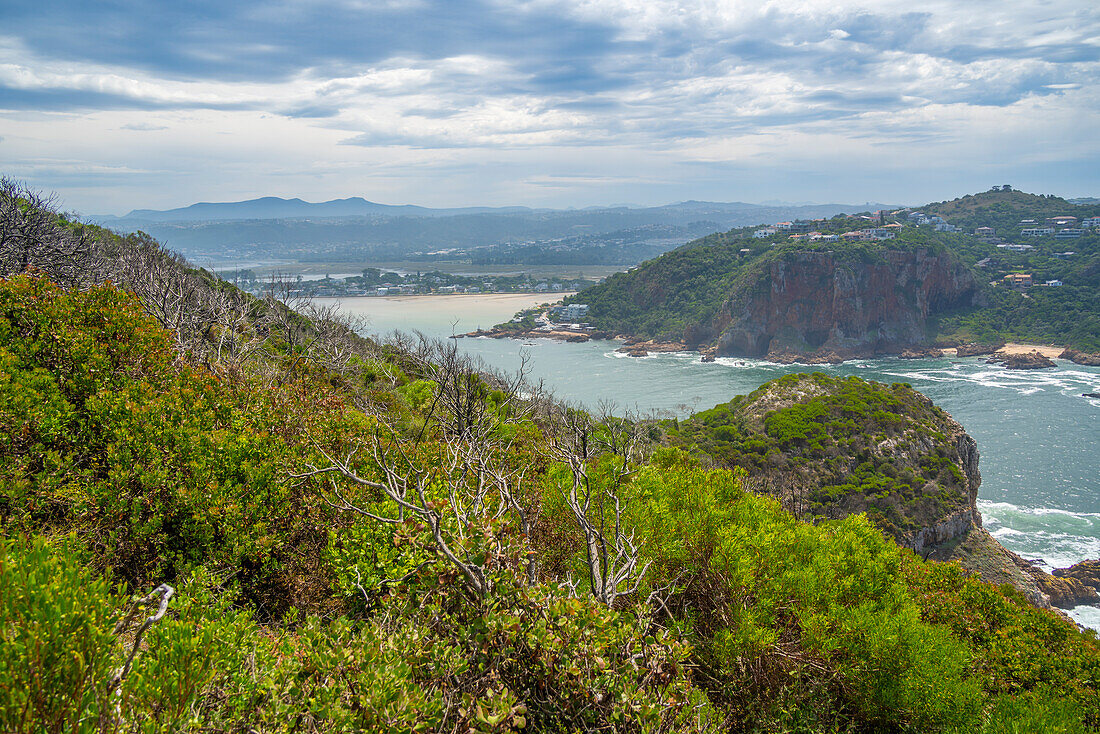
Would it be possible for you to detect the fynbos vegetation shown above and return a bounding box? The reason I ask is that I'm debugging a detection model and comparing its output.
[3,182,1100,732]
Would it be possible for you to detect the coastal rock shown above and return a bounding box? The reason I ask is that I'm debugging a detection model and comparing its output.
[1060,348,1100,366]
[1054,559,1100,589]
[1023,565,1100,609]
[988,350,1056,370]
[899,347,945,359]
[714,248,978,361]
[955,342,1004,357]
[700,353,716,363]
[764,347,844,364]
[616,339,687,355]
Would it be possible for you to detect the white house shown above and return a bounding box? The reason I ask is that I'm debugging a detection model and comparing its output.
[561,303,589,320]
[1055,228,1084,238]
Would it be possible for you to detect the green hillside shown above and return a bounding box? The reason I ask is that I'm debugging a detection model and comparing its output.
[5,182,1100,732]
[921,189,1100,234]
[665,372,976,542]
[567,189,1100,352]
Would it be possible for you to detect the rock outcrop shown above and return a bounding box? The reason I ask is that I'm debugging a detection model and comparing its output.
[685,374,983,553]
[1061,348,1100,366]
[616,338,687,356]
[900,347,945,359]
[955,342,1004,357]
[715,248,978,361]
[988,350,1056,370]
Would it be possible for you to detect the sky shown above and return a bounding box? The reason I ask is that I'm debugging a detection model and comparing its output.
[0,0,1098,215]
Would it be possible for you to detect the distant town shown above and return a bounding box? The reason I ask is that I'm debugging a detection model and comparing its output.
[221,267,595,298]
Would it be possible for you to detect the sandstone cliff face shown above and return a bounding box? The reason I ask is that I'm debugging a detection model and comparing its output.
[715,249,977,360]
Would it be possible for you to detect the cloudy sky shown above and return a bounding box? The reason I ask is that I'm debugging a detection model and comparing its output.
[1,0,1097,214]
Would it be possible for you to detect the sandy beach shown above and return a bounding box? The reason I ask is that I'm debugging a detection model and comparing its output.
[941,343,1063,358]
[313,292,575,338]
[368,292,574,306]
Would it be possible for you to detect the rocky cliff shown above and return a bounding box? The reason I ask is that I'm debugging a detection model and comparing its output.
[715,248,979,361]
[668,374,983,550]
[669,373,1093,612]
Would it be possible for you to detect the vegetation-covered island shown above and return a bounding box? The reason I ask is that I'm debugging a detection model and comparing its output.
[4,180,1100,732]
[556,188,1100,362]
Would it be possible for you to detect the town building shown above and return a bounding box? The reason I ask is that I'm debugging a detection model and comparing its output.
[560,303,589,320]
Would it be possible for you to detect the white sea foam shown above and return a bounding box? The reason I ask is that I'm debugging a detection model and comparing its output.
[881,363,1100,396]
[1067,605,1100,632]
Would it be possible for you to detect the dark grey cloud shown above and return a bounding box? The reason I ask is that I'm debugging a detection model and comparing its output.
[2,0,620,86]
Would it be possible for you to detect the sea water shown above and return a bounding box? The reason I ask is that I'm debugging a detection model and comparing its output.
[321,295,1100,627]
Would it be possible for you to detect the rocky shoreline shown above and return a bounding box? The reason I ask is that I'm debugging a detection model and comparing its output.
[468,325,1100,369]
[1025,559,1100,609]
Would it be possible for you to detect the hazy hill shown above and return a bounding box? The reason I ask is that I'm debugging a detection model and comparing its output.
[94,198,900,266]
[102,196,537,223]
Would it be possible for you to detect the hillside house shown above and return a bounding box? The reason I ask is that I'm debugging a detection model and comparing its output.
[865,228,896,240]
[1055,228,1084,238]
[1003,273,1032,290]
[560,303,589,320]
[1021,227,1055,237]
[975,226,995,236]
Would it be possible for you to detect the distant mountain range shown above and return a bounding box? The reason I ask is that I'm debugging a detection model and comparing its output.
[95,196,901,226]
[96,196,535,223]
[92,196,900,267]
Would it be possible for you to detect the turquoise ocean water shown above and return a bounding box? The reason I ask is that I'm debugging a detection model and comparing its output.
[322,295,1100,626]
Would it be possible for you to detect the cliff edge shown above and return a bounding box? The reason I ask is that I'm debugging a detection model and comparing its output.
[716,248,978,361]
[668,373,1083,610]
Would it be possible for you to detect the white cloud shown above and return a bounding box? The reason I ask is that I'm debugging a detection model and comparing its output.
[1,2,1097,211]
